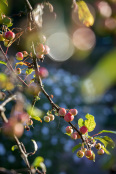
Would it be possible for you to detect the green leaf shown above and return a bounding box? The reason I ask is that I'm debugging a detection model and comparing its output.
[65,133,71,136]
[98,130,116,134]
[78,118,84,128]
[0,60,7,65]
[32,156,44,167]
[26,68,34,75]
[101,145,110,155]
[84,113,96,132]
[11,145,18,151]
[92,151,95,162]
[27,105,43,123]
[94,136,115,148]
[72,143,82,153]
[31,115,42,122]
[7,22,13,27]
[1,0,8,6]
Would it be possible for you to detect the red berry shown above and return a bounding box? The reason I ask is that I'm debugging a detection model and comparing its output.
[4,31,15,40]
[44,45,50,55]
[71,132,78,140]
[88,154,94,160]
[64,112,74,122]
[36,43,45,53]
[75,132,81,139]
[85,150,93,158]
[69,109,78,116]
[59,108,66,116]
[66,126,73,134]
[39,67,49,79]
[77,150,84,158]
[16,52,24,60]
[97,149,104,155]
[79,126,88,134]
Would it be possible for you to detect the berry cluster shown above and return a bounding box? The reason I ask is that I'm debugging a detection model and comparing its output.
[44,114,55,122]
[35,35,50,61]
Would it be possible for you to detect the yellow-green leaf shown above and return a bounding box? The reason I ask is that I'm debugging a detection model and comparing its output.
[0,60,7,65]
[84,113,96,132]
[101,145,110,155]
[98,130,116,135]
[94,136,115,148]
[31,115,42,122]
[32,156,44,167]
[27,105,43,123]
[26,68,34,75]
[11,145,18,151]
[78,118,84,128]
[77,1,94,27]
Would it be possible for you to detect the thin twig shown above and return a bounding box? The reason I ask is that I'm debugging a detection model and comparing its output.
[0,45,28,87]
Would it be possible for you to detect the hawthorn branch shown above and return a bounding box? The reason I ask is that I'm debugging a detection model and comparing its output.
[30,42,89,148]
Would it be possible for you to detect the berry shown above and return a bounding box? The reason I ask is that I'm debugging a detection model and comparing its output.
[49,114,55,121]
[79,126,88,134]
[38,67,49,79]
[44,116,50,122]
[66,126,73,134]
[95,143,101,150]
[16,52,24,61]
[77,150,84,158]
[16,68,21,74]
[88,154,94,160]
[36,43,45,53]
[14,123,24,137]
[22,51,28,57]
[75,132,81,139]
[69,109,78,116]
[85,150,93,158]
[64,112,74,122]
[44,45,50,55]
[97,149,104,155]
[59,108,66,116]
[71,132,78,140]
[4,31,15,40]
[36,53,44,59]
